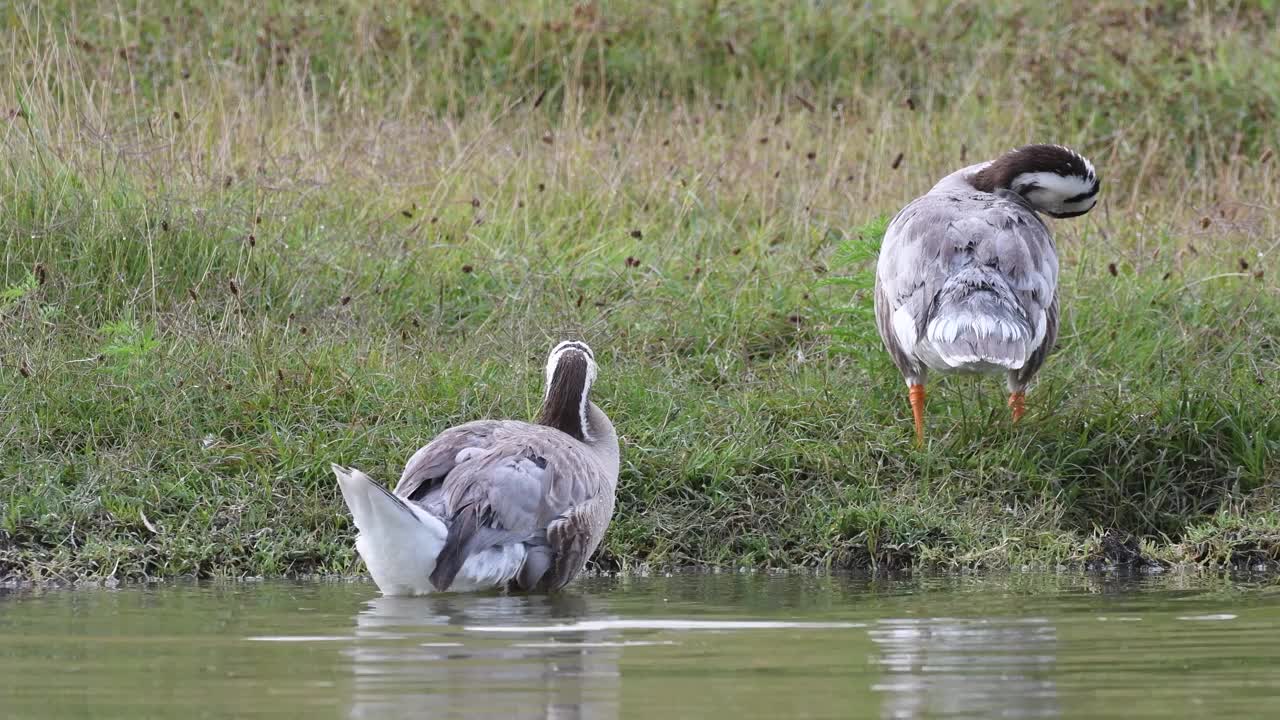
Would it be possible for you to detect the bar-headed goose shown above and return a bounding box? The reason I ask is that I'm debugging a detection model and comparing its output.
[332,340,620,595]
[874,144,1100,445]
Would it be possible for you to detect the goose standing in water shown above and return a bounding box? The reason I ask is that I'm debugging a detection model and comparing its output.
[332,341,620,595]
[874,144,1100,445]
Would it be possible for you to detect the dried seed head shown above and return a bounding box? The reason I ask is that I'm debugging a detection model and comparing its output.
[340,295,351,305]
[229,279,240,295]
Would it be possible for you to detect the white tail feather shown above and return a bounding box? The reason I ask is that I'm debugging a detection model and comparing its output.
[332,464,447,596]
[922,267,1034,372]
[332,464,528,595]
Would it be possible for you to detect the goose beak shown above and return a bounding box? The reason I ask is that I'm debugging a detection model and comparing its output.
[1046,208,1090,219]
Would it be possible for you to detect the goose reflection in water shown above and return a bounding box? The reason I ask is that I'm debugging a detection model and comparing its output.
[344,592,620,720]
[870,616,1060,719]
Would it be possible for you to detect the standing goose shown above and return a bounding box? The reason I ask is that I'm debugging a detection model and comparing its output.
[332,340,619,595]
[874,144,1100,445]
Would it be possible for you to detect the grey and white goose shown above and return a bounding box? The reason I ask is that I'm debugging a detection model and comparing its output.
[874,144,1100,444]
[332,341,620,595]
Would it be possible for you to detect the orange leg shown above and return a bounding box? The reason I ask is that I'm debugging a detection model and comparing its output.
[909,384,926,447]
[1008,391,1026,423]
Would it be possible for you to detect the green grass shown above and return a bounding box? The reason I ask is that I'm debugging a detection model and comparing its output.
[2,0,1278,581]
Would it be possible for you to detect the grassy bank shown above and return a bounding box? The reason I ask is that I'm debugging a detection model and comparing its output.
[2,0,1278,581]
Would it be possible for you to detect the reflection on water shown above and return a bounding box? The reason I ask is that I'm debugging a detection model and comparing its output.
[2,574,1280,719]
[346,594,620,720]
[871,617,1058,719]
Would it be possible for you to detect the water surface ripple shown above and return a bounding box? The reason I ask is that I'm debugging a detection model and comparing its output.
[2,573,1277,719]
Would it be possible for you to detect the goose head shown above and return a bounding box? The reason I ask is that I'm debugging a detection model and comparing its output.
[970,144,1100,218]
[535,340,599,442]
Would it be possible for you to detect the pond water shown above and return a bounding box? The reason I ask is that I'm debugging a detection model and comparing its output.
[1,573,1278,719]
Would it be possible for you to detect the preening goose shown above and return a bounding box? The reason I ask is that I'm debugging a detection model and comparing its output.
[874,144,1101,445]
[332,341,620,595]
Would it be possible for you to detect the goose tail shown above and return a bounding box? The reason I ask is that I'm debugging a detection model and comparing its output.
[926,267,1036,371]
[332,464,448,596]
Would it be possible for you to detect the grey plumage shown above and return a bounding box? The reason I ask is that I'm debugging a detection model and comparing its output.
[403,409,619,592]
[875,168,1061,391]
[335,342,619,595]
[873,144,1099,442]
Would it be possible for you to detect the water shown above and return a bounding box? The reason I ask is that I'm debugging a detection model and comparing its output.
[2,573,1279,719]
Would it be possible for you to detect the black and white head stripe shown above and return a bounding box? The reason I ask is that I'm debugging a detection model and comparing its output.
[549,340,594,362]
[539,340,598,442]
[972,144,1100,219]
